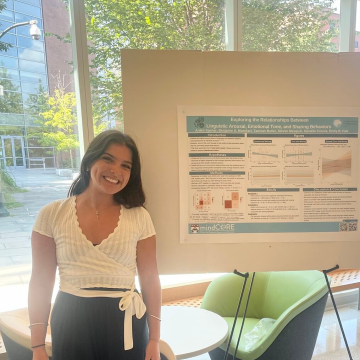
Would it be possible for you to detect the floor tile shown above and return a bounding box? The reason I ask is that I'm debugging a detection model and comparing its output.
[0,227,24,234]
[0,232,30,239]
[312,344,360,359]
[3,240,31,249]
[0,248,31,257]
[0,257,14,267]
[11,255,32,265]
[0,263,32,277]
[323,318,360,347]
[313,327,330,355]
[0,275,22,286]
[0,236,30,243]
[320,307,360,327]
[20,273,31,283]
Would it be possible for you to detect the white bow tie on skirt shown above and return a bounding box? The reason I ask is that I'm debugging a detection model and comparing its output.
[119,286,147,350]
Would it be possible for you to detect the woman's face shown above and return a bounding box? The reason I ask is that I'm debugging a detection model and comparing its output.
[88,143,133,195]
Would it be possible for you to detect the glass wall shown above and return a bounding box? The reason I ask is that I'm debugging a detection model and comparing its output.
[0,0,79,284]
[84,0,226,132]
[0,0,51,169]
[241,0,339,52]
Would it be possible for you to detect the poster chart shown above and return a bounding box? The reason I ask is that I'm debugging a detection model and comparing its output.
[178,107,360,244]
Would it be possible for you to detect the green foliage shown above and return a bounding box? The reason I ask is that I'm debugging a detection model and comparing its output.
[0,166,26,209]
[81,0,336,126]
[0,0,13,52]
[242,0,338,52]
[84,0,226,127]
[0,68,23,114]
[39,89,79,151]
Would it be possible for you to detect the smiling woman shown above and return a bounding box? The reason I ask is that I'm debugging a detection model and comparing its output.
[28,129,162,360]
[69,130,145,208]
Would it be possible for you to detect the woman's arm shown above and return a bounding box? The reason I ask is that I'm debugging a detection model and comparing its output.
[28,231,57,360]
[137,235,161,360]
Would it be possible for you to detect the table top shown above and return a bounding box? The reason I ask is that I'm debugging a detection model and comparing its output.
[161,306,228,359]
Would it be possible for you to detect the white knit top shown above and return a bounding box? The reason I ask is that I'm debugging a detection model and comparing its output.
[32,196,156,350]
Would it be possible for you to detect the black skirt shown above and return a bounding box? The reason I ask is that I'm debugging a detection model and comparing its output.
[50,291,149,360]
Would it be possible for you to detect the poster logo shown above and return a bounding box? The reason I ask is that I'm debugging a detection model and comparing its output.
[194,117,205,128]
[333,119,342,128]
[190,224,200,233]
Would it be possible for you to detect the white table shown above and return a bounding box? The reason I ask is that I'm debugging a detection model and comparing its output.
[161,306,228,359]
[0,306,228,360]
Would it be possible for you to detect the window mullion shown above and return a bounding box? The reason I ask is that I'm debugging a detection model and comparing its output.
[225,0,242,51]
[69,0,94,158]
[339,0,357,52]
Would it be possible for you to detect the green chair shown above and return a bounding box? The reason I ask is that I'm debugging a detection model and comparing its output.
[201,271,329,360]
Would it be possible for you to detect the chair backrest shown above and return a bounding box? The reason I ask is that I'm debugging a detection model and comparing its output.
[200,272,270,318]
[159,339,176,360]
[201,271,328,320]
[261,271,326,319]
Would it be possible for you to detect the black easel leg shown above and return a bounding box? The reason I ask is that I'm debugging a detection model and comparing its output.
[232,272,256,360]
[223,270,249,360]
[323,265,353,360]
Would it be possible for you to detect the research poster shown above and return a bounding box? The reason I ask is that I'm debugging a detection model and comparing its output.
[178,107,360,243]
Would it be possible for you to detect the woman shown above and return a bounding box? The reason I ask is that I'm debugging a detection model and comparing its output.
[28,130,161,360]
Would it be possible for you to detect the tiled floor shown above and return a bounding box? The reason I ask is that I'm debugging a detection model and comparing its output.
[186,305,360,360]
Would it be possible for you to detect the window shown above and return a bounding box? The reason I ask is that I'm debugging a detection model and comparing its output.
[0,33,16,46]
[21,81,47,94]
[16,24,43,39]
[0,20,15,34]
[0,1,80,303]
[15,13,42,28]
[84,1,226,132]
[14,1,41,18]
[5,0,14,10]
[17,0,41,6]
[19,59,45,73]
[240,0,339,52]
[17,36,44,51]
[0,67,19,80]
[0,46,17,57]
[0,9,14,22]
[18,48,45,63]
[0,55,18,68]
[0,78,20,92]
[20,70,46,83]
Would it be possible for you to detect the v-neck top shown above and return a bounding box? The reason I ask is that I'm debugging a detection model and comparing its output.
[32,196,156,291]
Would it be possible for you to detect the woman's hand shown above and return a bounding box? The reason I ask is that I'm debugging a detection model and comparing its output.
[145,339,161,360]
[32,346,49,360]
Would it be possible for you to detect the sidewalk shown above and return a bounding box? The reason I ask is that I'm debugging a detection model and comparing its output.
[0,168,73,286]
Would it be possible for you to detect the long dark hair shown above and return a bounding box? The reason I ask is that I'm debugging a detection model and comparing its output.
[68,130,145,208]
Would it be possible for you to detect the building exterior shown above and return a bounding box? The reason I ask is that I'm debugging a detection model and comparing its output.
[0,0,72,170]
[324,12,360,52]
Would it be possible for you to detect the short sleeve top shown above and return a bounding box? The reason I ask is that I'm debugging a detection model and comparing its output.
[32,196,156,291]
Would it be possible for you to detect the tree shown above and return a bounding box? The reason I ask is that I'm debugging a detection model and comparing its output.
[0,68,23,114]
[31,74,79,169]
[241,0,337,52]
[26,74,106,168]
[83,0,226,128]
[0,0,14,52]
[80,0,336,127]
